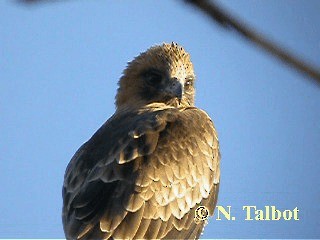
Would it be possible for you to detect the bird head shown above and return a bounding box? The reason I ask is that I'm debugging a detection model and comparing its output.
[115,42,195,109]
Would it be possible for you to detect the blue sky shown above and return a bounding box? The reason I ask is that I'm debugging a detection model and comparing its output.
[1,0,319,238]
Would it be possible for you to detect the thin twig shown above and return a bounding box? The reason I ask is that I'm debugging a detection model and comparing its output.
[184,0,320,87]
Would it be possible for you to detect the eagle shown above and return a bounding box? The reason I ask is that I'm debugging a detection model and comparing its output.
[62,42,220,239]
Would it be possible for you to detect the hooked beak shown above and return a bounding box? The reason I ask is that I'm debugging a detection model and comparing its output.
[165,78,183,104]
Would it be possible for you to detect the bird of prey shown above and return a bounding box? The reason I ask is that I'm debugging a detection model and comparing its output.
[62,42,220,239]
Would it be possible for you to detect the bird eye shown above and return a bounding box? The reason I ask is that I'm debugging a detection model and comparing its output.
[143,69,163,86]
[185,77,194,88]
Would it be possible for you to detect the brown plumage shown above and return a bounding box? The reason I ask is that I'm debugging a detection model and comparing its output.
[62,42,220,239]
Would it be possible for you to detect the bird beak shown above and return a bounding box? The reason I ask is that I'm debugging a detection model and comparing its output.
[165,78,183,104]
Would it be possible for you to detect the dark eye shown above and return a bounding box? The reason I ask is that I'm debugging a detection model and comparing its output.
[143,69,163,86]
[185,77,194,88]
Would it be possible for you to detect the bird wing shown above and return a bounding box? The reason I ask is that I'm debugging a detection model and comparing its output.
[62,104,220,239]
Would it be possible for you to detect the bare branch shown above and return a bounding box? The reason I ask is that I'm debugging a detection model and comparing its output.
[18,0,320,86]
[184,0,320,87]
